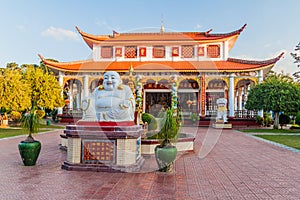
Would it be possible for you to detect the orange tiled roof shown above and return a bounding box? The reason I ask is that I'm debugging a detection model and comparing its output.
[39,52,283,73]
[76,24,247,49]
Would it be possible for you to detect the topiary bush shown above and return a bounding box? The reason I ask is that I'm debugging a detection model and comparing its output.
[279,113,291,129]
[142,113,158,131]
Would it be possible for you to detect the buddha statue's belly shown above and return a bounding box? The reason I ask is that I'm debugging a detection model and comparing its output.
[95,96,122,111]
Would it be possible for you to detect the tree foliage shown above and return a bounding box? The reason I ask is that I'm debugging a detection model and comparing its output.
[246,72,300,129]
[22,64,65,110]
[0,65,31,111]
[0,63,65,113]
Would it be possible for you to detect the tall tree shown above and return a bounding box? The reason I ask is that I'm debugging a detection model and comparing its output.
[245,72,300,129]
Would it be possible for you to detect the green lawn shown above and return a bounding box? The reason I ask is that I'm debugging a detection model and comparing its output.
[240,129,300,134]
[254,135,300,150]
[0,123,65,139]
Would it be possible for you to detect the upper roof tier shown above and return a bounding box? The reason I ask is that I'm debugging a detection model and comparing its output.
[76,24,247,50]
[39,52,283,73]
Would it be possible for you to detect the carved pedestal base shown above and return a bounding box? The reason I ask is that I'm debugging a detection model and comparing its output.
[61,124,144,172]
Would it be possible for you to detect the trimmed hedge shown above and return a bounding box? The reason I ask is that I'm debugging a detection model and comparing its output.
[141,113,158,131]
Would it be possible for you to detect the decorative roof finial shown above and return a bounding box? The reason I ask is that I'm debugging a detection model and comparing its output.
[160,14,165,33]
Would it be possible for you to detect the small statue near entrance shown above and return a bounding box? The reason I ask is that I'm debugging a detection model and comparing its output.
[216,98,228,123]
[81,71,136,122]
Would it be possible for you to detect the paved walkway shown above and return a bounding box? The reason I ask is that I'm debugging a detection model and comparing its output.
[1,127,300,199]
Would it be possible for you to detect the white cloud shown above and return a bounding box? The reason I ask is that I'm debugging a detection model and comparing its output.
[272,49,299,76]
[41,26,79,41]
[194,24,202,30]
[95,19,120,32]
[17,25,27,32]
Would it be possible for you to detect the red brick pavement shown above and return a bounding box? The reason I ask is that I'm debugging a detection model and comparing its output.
[1,127,300,199]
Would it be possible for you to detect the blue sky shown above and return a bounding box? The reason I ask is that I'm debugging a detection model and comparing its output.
[0,0,299,75]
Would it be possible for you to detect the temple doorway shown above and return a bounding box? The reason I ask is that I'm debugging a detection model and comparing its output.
[145,91,171,117]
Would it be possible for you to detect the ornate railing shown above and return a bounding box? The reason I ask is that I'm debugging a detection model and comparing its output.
[234,110,257,119]
[62,108,83,118]
[205,110,258,119]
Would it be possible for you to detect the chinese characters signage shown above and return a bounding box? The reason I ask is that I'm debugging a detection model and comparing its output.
[172,47,179,57]
[201,74,206,116]
[139,47,147,57]
[82,140,116,163]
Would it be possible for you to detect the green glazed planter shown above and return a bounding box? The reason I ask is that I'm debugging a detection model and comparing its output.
[18,140,41,166]
[155,144,177,172]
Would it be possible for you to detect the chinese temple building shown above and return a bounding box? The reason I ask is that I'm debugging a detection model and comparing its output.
[39,24,283,123]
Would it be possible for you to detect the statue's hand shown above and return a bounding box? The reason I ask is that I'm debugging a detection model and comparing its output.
[119,100,130,109]
[119,104,129,109]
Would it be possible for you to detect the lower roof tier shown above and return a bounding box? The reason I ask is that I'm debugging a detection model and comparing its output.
[39,53,283,73]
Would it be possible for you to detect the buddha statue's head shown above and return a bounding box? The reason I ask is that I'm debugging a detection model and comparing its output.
[103,71,122,91]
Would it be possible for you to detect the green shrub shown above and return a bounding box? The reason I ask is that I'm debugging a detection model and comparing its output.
[295,111,300,126]
[255,115,264,126]
[290,125,300,129]
[141,113,158,131]
[279,113,291,128]
[263,112,273,127]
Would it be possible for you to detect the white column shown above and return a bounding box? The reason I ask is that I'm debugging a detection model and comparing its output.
[228,73,235,117]
[257,70,264,117]
[83,75,89,98]
[223,41,229,60]
[238,89,242,110]
[58,72,64,115]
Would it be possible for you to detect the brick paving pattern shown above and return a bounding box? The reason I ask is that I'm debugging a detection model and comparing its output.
[0,127,300,199]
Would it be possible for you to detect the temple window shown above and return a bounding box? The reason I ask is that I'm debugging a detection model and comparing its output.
[125,46,137,58]
[152,46,165,58]
[181,45,194,58]
[207,45,220,58]
[101,46,113,58]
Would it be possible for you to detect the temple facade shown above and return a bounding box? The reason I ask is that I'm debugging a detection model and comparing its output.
[39,24,283,121]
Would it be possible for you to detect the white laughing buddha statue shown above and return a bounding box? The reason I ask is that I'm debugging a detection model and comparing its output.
[81,71,136,122]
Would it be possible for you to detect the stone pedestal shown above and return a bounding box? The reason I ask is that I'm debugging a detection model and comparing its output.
[61,123,144,172]
[212,122,232,129]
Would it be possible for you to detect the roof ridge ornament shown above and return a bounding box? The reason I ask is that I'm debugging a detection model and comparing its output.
[112,30,119,38]
[205,29,213,36]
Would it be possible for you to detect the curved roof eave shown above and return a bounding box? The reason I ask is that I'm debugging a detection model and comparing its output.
[76,24,247,50]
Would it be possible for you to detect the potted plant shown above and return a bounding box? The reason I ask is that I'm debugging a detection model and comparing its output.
[18,107,41,166]
[154,107,182,172]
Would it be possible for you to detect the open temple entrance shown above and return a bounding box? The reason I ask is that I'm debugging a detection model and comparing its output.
[145,91,171,117]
